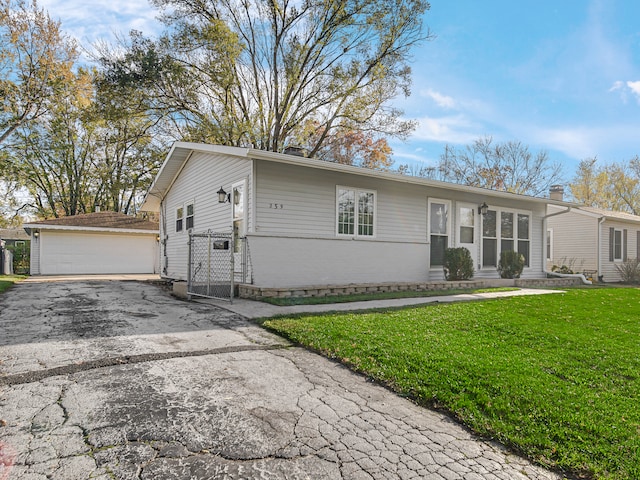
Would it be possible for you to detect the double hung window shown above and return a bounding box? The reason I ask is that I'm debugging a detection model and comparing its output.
[429,199,450,267]
[175,207,184,232]
[186,203,195,230]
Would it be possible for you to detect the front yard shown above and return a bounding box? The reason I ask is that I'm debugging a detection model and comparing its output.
[263,288,640,480]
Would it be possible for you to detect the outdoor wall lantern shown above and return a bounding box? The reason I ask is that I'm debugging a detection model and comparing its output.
[217,187,231,203]
[478,202,489,216]
[33,230,39,238]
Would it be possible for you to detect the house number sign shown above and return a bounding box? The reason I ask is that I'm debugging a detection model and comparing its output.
[269,203,284,209]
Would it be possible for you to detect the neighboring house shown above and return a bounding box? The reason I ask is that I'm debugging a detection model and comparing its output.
[0,228,31,274]
[141,142,573,291]
[547,204,640,282]
[24,212,160,275]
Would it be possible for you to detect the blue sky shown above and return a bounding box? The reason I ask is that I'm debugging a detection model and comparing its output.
[38,0,640,182]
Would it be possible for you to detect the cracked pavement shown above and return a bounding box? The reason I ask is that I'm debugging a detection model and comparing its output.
[0,280,564,479]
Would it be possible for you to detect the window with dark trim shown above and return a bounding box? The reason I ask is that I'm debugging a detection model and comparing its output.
[609,227,627,262]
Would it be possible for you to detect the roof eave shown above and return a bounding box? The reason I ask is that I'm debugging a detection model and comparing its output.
[22,224,159,234]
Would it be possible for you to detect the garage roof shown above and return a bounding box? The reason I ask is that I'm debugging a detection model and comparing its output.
[23,212,159,234]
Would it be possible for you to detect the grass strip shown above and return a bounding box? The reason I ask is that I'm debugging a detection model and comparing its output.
[263,288,640,480]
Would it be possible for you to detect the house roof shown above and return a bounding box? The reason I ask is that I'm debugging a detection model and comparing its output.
[23,212,159,234]
[0,228,30,241]
[548,203,640,224]
[580,206,640,224]
[141,141,578,212]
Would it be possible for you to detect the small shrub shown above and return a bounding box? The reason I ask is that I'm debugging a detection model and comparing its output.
[497,250,525,279]
[443,247,474,281]
[614,258,640,284]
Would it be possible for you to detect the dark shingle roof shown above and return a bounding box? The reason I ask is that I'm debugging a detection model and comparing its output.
[0,228,30,241]
[25,212,159,231]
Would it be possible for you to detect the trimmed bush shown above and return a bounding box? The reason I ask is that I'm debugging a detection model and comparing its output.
[497,250,525,279]
[443,247,474,281]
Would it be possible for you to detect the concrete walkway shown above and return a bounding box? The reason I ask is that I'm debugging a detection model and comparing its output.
[197,288,564,319]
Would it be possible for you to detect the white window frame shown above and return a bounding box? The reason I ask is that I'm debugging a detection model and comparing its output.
[336,186,377,238]
[186,201,195,231]
[175,206,184,233]
[480,207,532,269]
[546,228,553,261]
[428,198,451,268]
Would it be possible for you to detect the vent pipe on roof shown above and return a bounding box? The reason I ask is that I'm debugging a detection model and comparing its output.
[549,185,564,201]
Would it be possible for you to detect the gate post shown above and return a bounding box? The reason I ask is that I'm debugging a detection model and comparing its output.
[187,231,192,300]
[230,230,235,303]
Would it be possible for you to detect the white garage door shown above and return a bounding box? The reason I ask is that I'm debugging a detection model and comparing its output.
[40,231,158,274]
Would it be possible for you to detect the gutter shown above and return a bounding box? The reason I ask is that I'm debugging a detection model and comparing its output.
[542,206,592,285]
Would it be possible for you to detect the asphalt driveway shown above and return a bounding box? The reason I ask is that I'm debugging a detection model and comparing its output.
[0,280,563,480]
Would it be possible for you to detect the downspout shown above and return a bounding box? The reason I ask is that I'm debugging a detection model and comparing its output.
[542,206,592,285]
[596,216,606,282]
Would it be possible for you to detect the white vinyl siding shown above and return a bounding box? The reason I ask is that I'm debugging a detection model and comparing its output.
[546,208,598,272]
[254,162,425,242]
[162,151,252,280]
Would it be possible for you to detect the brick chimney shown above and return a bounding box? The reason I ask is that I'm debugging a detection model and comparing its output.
[549,185,564,201]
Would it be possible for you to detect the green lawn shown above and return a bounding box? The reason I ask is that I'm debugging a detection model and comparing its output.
[0,275,26,294]
[263,288,640,480]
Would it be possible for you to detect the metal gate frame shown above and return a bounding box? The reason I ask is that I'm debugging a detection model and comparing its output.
[187,231,248,302]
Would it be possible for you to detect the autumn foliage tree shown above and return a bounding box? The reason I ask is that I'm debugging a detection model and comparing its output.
[569,157,640,215]
[0,0,77,145]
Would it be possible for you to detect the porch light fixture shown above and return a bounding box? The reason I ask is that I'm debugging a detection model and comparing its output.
[217,187,230,203]
[33,230,39,238]
[478,202,489,216]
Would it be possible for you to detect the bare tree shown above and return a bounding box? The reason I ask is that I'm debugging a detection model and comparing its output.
[99,0,432,160]
[423,137,565,197]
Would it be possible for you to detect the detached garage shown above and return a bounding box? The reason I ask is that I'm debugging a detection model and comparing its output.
[24,212,159,275]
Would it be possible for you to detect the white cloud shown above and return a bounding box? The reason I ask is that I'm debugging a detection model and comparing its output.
[421,89,456,109]
[627,81,640,103]
[609,80,640,105]
[410,115,481,145]
[526,123,640,161]
[38,0,163,47]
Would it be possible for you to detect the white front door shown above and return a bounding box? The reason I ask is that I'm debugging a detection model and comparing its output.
[456,204,478,270]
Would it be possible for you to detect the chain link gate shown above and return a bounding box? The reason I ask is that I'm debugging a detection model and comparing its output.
[187,231,249,302]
